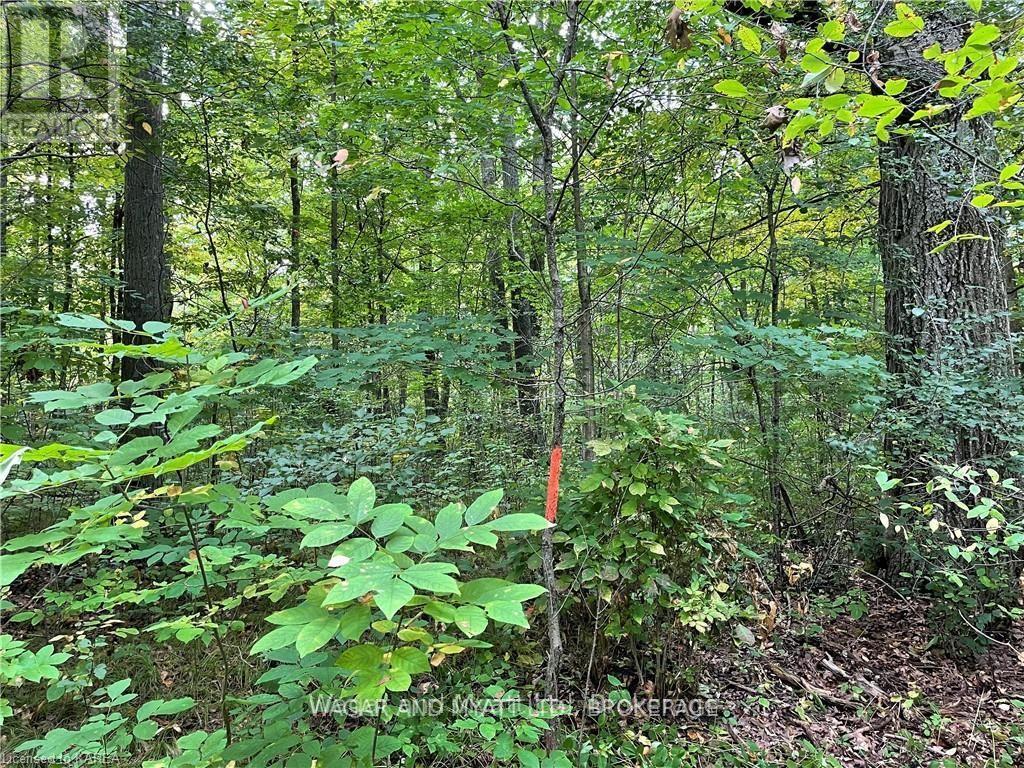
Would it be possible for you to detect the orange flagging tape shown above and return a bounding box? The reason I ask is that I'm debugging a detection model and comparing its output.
[545,444,563,523]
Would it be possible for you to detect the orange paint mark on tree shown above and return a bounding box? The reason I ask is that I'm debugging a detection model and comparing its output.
[545,445,563,523]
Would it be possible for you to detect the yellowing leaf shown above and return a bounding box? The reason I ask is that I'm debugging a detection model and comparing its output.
[737,26,761,54]
[713,79,749,98]
[885,78,908,96]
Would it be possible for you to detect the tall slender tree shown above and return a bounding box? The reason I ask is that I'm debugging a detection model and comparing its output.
[121,0,170,380]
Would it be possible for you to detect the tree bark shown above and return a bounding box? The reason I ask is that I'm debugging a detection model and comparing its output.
[329,12,341,350]
[289,47,301,332]
[482,153,509,341]
[503,133,543,449]
[877,5,1013,472]
[496,0,580,712]
[570,72,596,452]
[121,0,170,381]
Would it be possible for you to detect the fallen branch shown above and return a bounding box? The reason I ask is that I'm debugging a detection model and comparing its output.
[768,663,859,711]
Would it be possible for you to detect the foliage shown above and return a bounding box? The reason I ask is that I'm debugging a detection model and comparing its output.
[0,310,551,766]
[3,0,1024,765]
[562,399,754,653]
[874,462,1024,650]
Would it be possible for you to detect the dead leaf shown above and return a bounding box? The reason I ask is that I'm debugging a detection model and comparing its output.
[716,27,732,46]
[664,7,691,50]
[769,22,788,61]
[781,144,801,175]
[762,105,789,132]
[332,148,349,167]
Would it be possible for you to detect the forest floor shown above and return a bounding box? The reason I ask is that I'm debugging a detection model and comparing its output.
[693,577,1024,766]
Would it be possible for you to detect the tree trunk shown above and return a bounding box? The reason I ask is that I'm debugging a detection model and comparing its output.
[877,6,1013,473]
[289,47,301,332]
[497,0,580,713]
[329,16,341,350]
[570,73,596,451]
[420,247,442,419]
[110,192,123,380]
[121,0,170,381]
[503,134,543,450]
[289,155,301,331]
[482,153,509,341]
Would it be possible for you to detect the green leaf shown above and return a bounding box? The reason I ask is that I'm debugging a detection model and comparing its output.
[295,615,339,657]
[301,523,355,548]
[883,3,924,38]
[487,513,551,532]
[250,625,301,655]
[460,578,546,604]
[824,67,845,93]
[338,603,372,640]
[328,538,376,567]
[821,19,845,42]
[400,562,460,594]
[283,497,346,521]
[737,26,761,54]
[95,408,134,426]
[965,23,999,47]
[370,503,411,538]
[424,601,458,622]
[454,605,488,637]
[373,578,415,619]
[999,163,1021,182]
[133,720,159,740]
[884,78,908,96]
[465,488,503,525]
[384,669,412,692]
[323,560,400,605]
[266,602,325,626]
[142,321,172,335]
[338,643,383,673]
[713,79,748,98]
[464,527,499,548]
[434,503,464,539]
[57,313,110,330]
[137,697,196,721]
[391,646,430,674]
[484,600,529,628]
[348,477,376,523]
[0,552,38,588]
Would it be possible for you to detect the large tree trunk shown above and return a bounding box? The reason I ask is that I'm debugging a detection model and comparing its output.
[877,7,1013,472]
[121,0,170,381]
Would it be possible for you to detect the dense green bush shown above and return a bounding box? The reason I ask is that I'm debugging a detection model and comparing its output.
[557,399,755,691]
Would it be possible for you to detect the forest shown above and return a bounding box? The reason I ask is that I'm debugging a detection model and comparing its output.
[1,0,1023,765]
